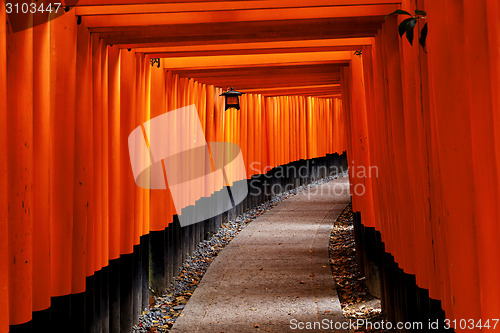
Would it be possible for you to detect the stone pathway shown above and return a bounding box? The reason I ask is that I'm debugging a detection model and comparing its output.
[171,176,351,333]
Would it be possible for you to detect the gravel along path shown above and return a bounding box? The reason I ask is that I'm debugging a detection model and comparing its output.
[133,172,348,333]
[329,204,390,333]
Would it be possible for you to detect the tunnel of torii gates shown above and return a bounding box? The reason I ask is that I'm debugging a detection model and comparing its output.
[0,0,499,332]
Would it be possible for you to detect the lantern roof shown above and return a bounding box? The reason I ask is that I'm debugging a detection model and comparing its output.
[220,87,245,97]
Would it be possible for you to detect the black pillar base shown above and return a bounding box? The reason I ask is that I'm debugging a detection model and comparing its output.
[353,211,454,333]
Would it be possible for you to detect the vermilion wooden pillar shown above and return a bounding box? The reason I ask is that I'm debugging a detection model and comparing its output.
[341,67,355,204]
[108,45,121,262]
[142,55,151,237]
[278,96,284,165]
[107,44,121,333]
[205,83,216,190]
[384,18,417,274]
[462,0,500,324]
[120,49,137,257]
[0,2,9,331]
[149,59,169,233]
[140,53,151,315]
[215,86,226,188]
[134,52,147,244]
[349,54,376,228]
[119,48,137,333]
[298,97,306,161]
[426,0,481,323]
[255,94,264,174]
[49,7,77,300]
[69,17,93,333]
[487,0,500,224]
[88,31,104,333]
[73,17,93,297]
[265,97,274,169]
[241,94,250,177]
[99,38,110,274]
[396,0,433,290]
[486,0,500,321]
[7,15,34,328]
[270,97,276,166]
[148,59,170,299]
[32,18,51,314]
[91,33,102,277]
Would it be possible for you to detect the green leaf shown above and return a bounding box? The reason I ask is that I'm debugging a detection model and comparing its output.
[398,18,411,37]
[415,9,427,16]
[385,9,412,19]
[419,23,428,48]
[406,28,414,45]
[399,18,417,38]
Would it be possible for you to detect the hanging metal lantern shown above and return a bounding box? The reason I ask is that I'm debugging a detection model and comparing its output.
[220,87,244,111]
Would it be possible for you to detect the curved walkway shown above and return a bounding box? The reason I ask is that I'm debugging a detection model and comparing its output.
[171,176,351,333]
